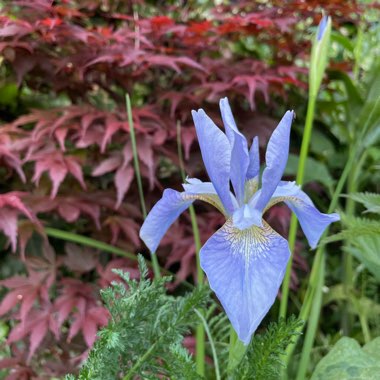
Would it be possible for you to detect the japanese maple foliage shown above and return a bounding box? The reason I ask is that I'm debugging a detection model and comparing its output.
[0,0,365,377]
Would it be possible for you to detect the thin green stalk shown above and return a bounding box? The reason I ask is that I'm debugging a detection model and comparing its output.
[279,94,316,319]
[44,227,184,283]
[195,309,221,380]
[342,162,357,335]
[176,121,205,376]
[228,326,247,373]
[295,252,325,380]
[122,341,158,380]
[126,94,161,278]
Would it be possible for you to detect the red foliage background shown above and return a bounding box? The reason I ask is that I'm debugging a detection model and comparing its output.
[0,0,364,377]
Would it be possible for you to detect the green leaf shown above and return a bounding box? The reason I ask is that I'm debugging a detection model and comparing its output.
[0,83,18,106]
[348,235,380,282]
[331,31,354,52]
[285,154,335,192]
[347,192,380,214]
[311,337,380,380]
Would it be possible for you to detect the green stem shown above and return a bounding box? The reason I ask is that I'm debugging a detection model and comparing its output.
[342,161,357,335]
[195,309,221,380]
[176,121,205,376]
[126,94,161,279]
[295,253,325,380]
[279,94,316,320]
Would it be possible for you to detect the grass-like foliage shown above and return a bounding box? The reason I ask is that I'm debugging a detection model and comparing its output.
[67,255,208,380]
[230,316,303,380]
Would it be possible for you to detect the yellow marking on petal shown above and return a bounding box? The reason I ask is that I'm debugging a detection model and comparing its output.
[222,219,278,265]
[244,177,259,203]
[182,193,227,216]
[264,196,301,213]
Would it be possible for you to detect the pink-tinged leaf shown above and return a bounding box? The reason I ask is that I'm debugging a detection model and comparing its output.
[54,127,68,151]
[63,243,97,273]
[232,75,268,110]
[57,203,80,222]
[114,165,134,208]
[81,317,98,347]
[19,291,37,324]
[27,320,48,362]
[105,216,140,246]
[97,258,139,288]
[143,54,181,72]
[65,156,86,189]
[0,290,20,316]
[101,119,122,153]
[122,142,133,166]
[181,128,196,160]
[0,208,18,251]
[175,56,207,73]
[67,314,83,343]
[137,138,154,189]
[92,155,122,176]
[88,306,109,326]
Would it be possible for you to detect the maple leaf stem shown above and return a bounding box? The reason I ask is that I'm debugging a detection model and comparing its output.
[126,93,161,279]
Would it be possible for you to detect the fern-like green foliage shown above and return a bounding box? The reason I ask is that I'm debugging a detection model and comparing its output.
[347,192,380,214]
[66,255,208,380]
[230,316,303,380]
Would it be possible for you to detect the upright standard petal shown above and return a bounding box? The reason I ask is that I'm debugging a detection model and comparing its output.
[267,181,340,248]
[200,220,290,344]
[140,189,195,253]
[246,136,260,180]
[219,98,249,205]
[192,109,236,214]
[317,15,329,41]
[254,111,294,213]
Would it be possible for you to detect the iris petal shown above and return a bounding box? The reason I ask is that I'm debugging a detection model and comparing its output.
[267,181,340,248]
[192,109,236,215]
[254,110,294,213]
[246,136,260,180]
[220,98,249,205]
[139,189,195,253]
[200,219,290,344]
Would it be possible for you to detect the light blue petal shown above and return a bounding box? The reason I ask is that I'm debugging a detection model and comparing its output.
[270,181,340,248]
[246,136,260,180]
[140,189,194,253]
[317,15,329,41]
[183,177,239,211]
[192,109,236,215]
[182,177,218,195]
[220,98,249,205]
[232,204,262,230]
[254,111,294,213]
[200,220,290,344]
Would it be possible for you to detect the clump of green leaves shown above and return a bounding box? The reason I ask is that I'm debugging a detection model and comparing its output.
[230,316,303,380]
[67,255,208,380]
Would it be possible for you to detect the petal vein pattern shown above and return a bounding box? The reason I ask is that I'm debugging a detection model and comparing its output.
[200,219,290,344]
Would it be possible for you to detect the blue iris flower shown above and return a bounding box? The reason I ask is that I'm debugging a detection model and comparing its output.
[317,15,329,41]
[140,98,339,344]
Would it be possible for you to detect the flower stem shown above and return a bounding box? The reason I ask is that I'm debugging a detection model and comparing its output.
[176,121,205,376]
[279,94,316,320]
[126,94,161,279]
